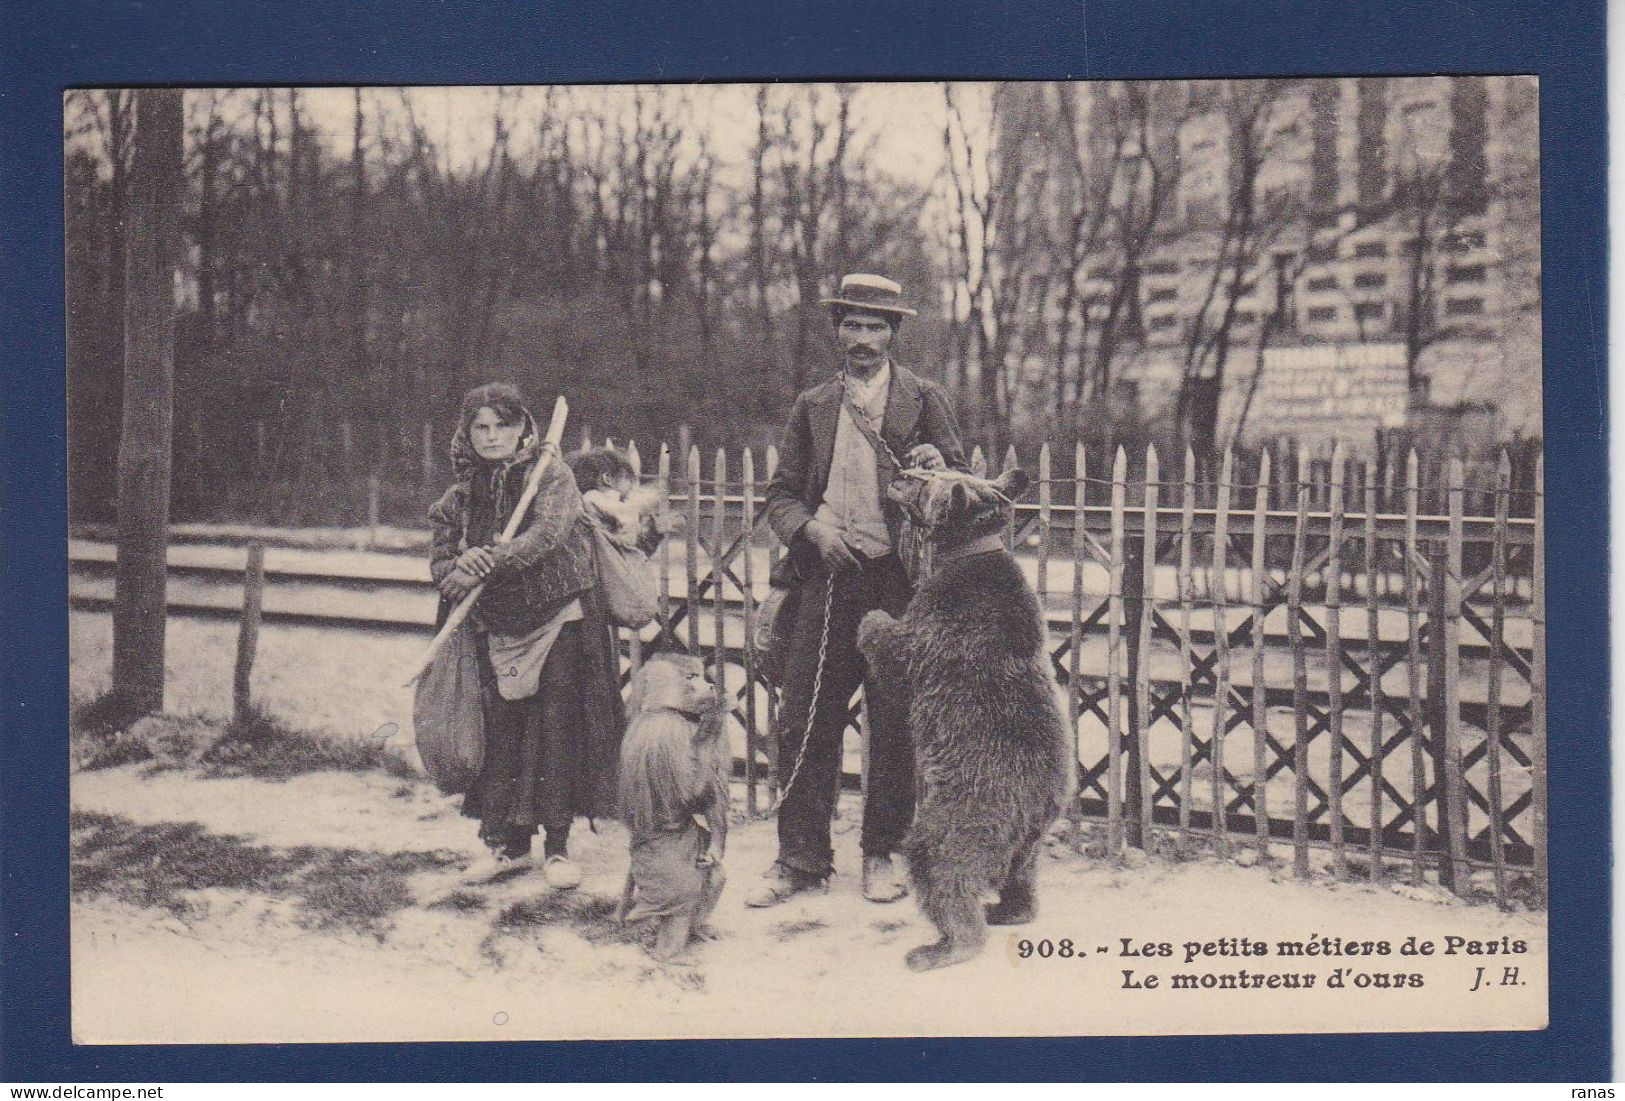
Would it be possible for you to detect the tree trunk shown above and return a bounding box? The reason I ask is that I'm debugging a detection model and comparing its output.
[112,88,183,715]
[348,89,371,466]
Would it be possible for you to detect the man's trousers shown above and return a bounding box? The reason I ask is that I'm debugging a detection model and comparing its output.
[773,552,914,878]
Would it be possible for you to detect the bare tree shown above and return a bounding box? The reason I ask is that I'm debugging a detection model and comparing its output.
[1175,79,1297,458]
[1082,83,1176,417]
[1050,82,1124,431]
[112,88,184,714]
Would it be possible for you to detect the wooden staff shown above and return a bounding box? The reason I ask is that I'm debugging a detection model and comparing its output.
[402,396,569,685]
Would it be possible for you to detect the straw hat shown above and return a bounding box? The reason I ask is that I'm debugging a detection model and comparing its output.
[819,273,918,317]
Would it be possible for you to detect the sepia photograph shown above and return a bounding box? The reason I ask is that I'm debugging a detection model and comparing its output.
[63,77,1548,1043]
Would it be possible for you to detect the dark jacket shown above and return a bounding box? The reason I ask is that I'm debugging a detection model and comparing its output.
[764,362,968,580]
[428,436,598,637]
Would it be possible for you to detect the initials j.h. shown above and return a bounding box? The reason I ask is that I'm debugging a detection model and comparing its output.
[1470,965,1522,991]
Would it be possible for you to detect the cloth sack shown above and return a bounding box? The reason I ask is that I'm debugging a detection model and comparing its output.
[590,519,659,628]
[486,598,584,701]
[755,553,806,688]
[411,619,487,795]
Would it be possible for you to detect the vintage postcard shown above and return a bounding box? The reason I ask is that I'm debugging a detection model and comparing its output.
[65,78,1546,1043]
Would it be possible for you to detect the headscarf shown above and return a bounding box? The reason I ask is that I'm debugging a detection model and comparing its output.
[449,381,539,480]
[449,382,543,547]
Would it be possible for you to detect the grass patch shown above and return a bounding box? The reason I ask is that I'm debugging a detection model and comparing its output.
[767,918,828,942]
[200,706,416,782]
[490,892,643,948]
[69,691,155,770]
[427,890,490,914]
[70,810,461,938]
[70,811,301,918]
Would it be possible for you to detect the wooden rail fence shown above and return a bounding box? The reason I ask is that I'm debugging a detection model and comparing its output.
[606,436,1546,905]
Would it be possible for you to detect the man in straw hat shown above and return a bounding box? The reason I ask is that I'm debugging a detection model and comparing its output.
[750,273,968,908]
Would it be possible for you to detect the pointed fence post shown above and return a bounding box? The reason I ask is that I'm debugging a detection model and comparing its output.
[686,446,702,653]
[1483,450,1510,906]
[1250,449,1272,861]
[1325,442,1348,877]
[1132,445,1159,851]
[1177,447,1196,845]
[1363,460,1386,881]
[626,437,646,677]
[1438,457,1470,895]
[741,448,759,815]
[1208,449,1233,853]
[1067,443,1087,849]
[1286,449,1312,878]
[1036,443,1052,603]
[1403,451,1428,883]
[712,450,729,782]
[762,444,783,792]
[1106,446,1128,858]
[656,444,673,636]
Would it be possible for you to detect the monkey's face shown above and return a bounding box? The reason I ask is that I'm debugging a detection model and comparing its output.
[631,654,717,718]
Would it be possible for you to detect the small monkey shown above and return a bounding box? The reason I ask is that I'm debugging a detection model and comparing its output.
[616,654,730,962]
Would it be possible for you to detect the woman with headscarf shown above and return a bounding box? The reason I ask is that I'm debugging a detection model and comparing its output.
[427,382,626,888]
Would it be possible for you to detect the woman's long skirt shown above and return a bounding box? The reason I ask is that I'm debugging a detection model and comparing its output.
[461,621,586,848]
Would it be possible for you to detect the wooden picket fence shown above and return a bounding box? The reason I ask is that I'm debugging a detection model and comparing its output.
[603,437,1546,905]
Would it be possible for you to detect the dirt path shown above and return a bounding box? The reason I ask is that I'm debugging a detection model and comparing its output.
[70,763,1545,1044]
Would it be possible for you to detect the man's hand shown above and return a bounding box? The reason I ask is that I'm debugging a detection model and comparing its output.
[438,566,482,601]
[905,443,946,471]
[454,545,498,579]
[803,519,862,572]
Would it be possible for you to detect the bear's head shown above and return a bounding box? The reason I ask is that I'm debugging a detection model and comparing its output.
[887,464,1031,551]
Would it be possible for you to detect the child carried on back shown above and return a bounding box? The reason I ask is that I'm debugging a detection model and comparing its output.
[567,446,671,556]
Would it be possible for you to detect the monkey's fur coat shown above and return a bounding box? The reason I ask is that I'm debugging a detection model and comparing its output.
[616,654,729,962]
[858,467,1071,971]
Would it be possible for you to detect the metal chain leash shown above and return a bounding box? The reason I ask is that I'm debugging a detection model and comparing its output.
[756,569,838,819]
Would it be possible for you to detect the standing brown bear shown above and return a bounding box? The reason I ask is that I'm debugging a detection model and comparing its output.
[857,466,1071,971]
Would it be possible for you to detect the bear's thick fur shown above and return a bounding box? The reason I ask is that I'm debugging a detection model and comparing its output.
[858,466,1071,971]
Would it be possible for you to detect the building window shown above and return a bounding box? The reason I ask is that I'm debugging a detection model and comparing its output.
[1231,310,1257,325]
[1354,301,1386,323]
[1445,297,1484,316]
[1446,263,1487,284]
[1146,286,1178,304]
[1306,306,1338,323]
[1306,275,1338,292]
[1088,264,1114,281]
[1145,260,1180,276]
[1352,241,1388,259]
[1148,315,1179,331]
[1353,272,1387,289]
[1445,231,1485,254]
